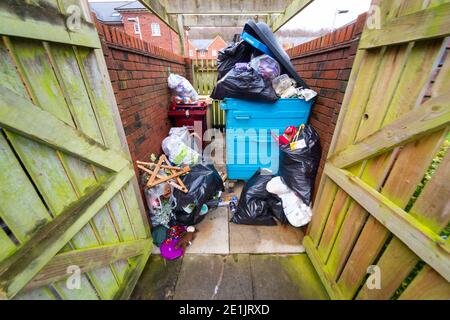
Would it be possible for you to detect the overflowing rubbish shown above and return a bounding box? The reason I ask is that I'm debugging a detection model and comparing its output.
[272,74,296,96]
[168,73,199,104]
[211,62,278,102]
[231,169,284,226]
[279,125,322,206]
[249,54,281,81]
[266,177,312,227]
[162,128,201,166]
[160,225,197,260]
[172,164,224,226]
[217,40,254,81]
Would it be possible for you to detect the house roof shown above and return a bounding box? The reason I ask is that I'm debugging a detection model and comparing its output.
[190,39,213,51]
[115,1,147,11]
[89,1,130,23]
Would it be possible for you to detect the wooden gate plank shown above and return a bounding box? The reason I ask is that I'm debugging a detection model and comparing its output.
[410,149,450,233]
[0,0,100,48]
[360,2,450,49]
[0,134,52,243]
[399,265,450,300]
[330,92,450,169]
[24,239,151,291]
[0,165,134,299]
[0,86,129,172]
[325,164,450,282]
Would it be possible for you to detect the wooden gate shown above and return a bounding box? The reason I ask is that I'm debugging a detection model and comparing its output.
[305,0,450,299]
[191,59,225,128]
[0,0,151,299]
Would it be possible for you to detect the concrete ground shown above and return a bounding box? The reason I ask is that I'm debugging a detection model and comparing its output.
[132,181,328,300]
[131,254,329,300]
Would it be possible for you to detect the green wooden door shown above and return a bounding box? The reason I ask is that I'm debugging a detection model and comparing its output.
[305,0,450,300]
[0,0,152,300]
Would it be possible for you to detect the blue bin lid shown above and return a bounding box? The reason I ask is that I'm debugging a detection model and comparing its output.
[241,32,274,58]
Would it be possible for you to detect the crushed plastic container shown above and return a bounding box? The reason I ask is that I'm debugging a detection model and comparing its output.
[221,98,313,180]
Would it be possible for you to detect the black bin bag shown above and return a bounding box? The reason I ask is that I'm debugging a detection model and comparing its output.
[231,169,285,226]
[173,164,224,226]
[211,65,278,103]
[217,40,253,81]
[279,125,322,206]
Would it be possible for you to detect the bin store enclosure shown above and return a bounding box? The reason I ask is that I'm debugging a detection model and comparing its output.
[222,98,313,180]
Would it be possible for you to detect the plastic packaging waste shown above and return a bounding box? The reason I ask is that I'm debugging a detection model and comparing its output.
[249,54,281,81]
[272,74,296,96]
[279,125,322,206]
[168,73,199,104]
[162,132,200,166]
[231,169,285,226]
[172,164,224,226]
[266,177,312,227]
[145,183,175,228]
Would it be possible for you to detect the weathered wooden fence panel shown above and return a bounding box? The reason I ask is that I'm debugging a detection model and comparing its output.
[305,0,450,300]
[191,59,225,128]
[0,0,151,300]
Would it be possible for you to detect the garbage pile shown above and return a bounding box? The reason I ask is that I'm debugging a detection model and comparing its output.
[168,73,199,105]
[138,128,225,260]
[211,21,317,103]
[210,21,321,228]
[231,124,321,227]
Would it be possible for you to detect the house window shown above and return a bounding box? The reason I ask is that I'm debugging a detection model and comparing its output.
[189,50,194,57]
[199,50,206,57]
[133,22,140,34]
[212,49,217,57]
[151,23,161,36]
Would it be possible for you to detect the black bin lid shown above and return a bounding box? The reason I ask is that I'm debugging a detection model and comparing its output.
[243,20,309,89]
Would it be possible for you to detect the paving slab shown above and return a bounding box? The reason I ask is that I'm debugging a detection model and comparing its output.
[131,255,183,300]
[250,254,329,300]
[229,220,305,254]
[173,254,253,300]
[186,207,229,254]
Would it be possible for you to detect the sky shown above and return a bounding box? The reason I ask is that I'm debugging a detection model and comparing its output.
[88,0,372,31]
[281,0,372,31]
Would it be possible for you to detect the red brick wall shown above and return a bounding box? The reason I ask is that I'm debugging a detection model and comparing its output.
[120,11,181,55]
[288,13,367,195]
[96,22,187,172]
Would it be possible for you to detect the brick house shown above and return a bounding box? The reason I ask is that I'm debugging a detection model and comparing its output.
[188,36,228,59]
[89,1,181,55]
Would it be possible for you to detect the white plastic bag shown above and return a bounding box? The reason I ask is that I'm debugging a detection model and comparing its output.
[168,73,199,104]
[162,133,200,166]
[266,176,312,227]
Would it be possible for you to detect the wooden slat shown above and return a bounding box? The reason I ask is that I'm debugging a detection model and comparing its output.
[0,134,52,243]
[0,165,134,299]
[356,238,419,300]
[359,2,450,49]
[1,37,108,299]
[410,146,450,233]
[24,239,151,291]
[271,0,313,31]
[399,265,450,300]
[140,0,180,34]
[330,92,450,168]
[0,85,129,172]
[324,164,450,282]
[113,244,152,300]
[0,228,16,263]
[303,236,344,300]
[0,0,100,48]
